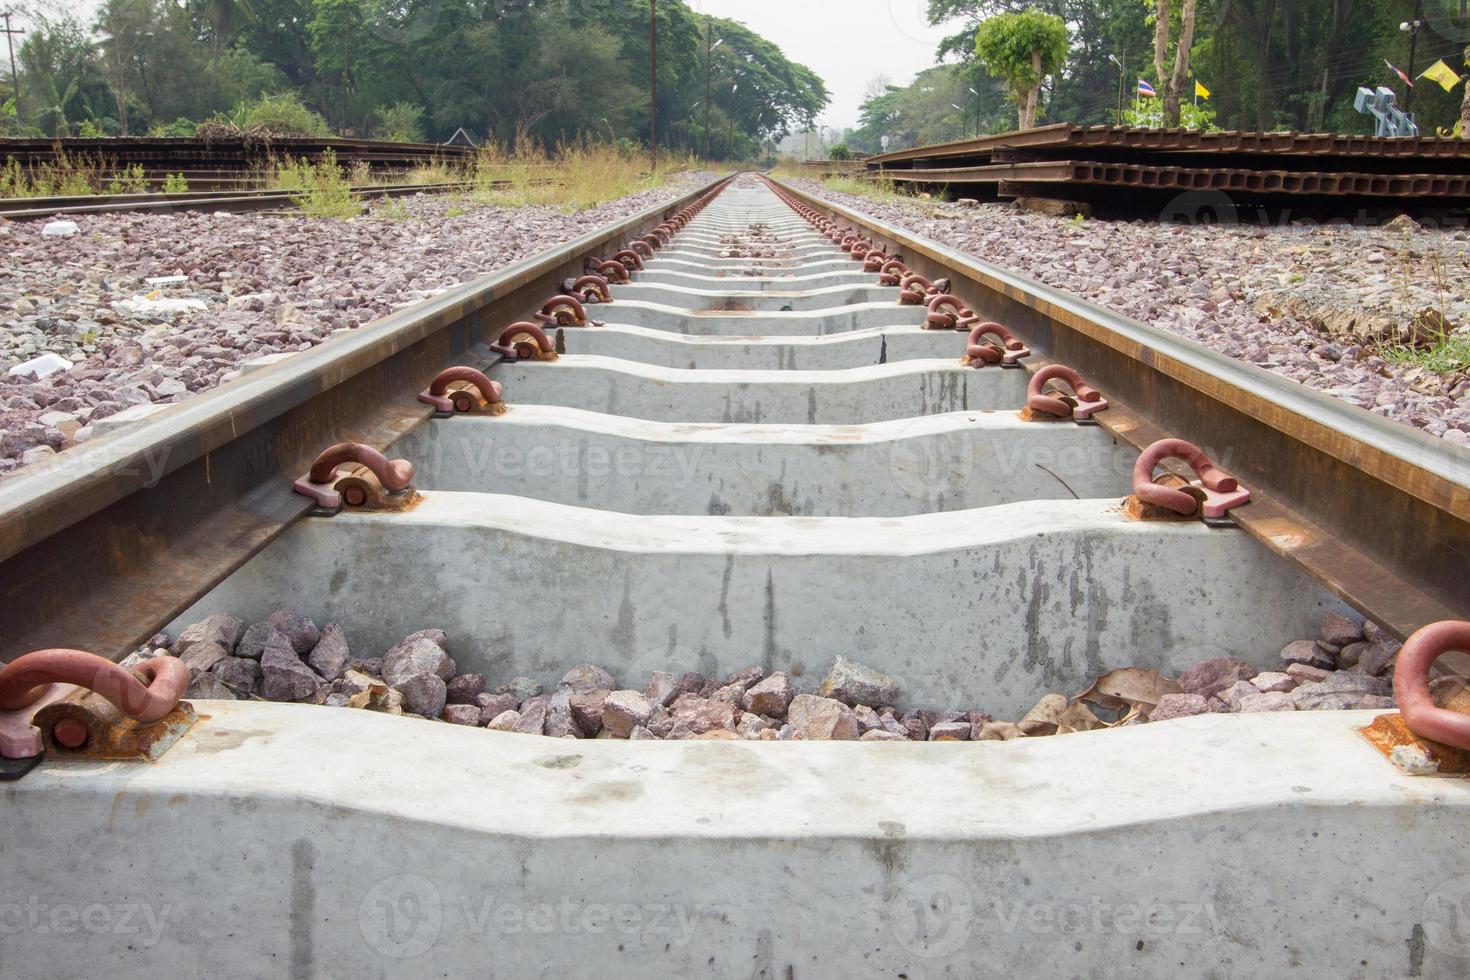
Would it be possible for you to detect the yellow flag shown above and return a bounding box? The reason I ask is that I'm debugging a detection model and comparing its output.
[1194,80,1211,100]
[1420,59,1463,93]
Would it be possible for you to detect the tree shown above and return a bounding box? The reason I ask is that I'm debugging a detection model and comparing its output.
[1461,45,1470,136]
[1149,0,1199,127]
[974,9,1069,130]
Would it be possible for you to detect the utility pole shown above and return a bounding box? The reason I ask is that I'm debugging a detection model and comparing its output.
[704,21,712,161]
[649,0,658,170]
[1403,0,1424,114]
[2,12,23,115]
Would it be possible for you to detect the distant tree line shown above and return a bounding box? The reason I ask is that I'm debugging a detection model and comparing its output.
[846,0,1470,154]
[0,0,830,158]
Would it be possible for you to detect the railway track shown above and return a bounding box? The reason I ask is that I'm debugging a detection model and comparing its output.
[2,172,1469,976]
[0,179,527,221]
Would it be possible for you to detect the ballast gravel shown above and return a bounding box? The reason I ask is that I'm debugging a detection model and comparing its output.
[791,178,1470,445]
[131,608,1405,742]
[0,173,715,474]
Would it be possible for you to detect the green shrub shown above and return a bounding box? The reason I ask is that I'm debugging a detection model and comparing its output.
[149,118,198,138]
[280,149,361,218]
[375,102,426,143]
[213,92,331,138]
[162,173,189,193]
[829,143,852,160]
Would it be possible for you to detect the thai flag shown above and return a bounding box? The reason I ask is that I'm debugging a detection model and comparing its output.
[1138,79,1158,98]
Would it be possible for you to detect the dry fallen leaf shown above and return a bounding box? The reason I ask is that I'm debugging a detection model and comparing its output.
[1077,668,1182,713]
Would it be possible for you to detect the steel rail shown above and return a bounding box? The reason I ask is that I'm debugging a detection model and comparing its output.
[0,181,483,220]
[871,160,1470,199]
[770,176,1470,649]
[865,122,1470,169]
[0,174,733,662]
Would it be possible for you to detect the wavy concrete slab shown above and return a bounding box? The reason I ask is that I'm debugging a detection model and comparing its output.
[491,356,1019,423]
[169,494,1343,714]
[556,324,962,369]
[12,704,1455,977]
[392,407,1134,516]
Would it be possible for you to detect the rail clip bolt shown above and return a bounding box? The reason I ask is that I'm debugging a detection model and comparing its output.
[293,442,416,514]
[1128,438,1250,521]
[964,321,1031,367]
[0,650,190,762]
[1394,621,1470,751]
[419,366,506,417]
[493,321,558,362]
[1025,365,1108,421]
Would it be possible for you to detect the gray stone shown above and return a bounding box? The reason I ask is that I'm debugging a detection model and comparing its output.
[929,721,971,741]
[514,695,549,735]
[185,671,236,700]
[445,673,486,704]
[742,672,796,718]
[1176,657,1254,698]
[544,689,581,738]
[645,671,679,707]
[602,690,655,738]
[475,693,518,726]
[569,689,611,735]
[1251,671,1297,694]
[306,623,350,682]
[260,638,324,702]
[1218,679,1260,710]
[266,610,320,655]
[441,704,480,726]
[722,666,764,691]
[1148,693,1226,723]
[179,640,230,674]
[853,704,883,734]
[664,694,738,736]
[1280,640,1335,671]
[236,622,286,661]
[172,613,244,658]
[1285,663,1331,685]
[1291,672,1392,711]
[817,656,899,708]
[1237,692,1296,713]
[210,656,261,697]
[787,694,860,740]
[1354,641,1401,678]
[628,726,657,740]
[381,636,456,687]
[496,676,543,703]
[1335,642,1368,668]
[486,710,521,732]
[1320,611,1363,647]
[396,673,448,719]
[559,664,615,694]
[860,730,908,742]
[672,672,707,700]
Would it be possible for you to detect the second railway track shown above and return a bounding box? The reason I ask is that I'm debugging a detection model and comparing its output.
[2,171,1468,976]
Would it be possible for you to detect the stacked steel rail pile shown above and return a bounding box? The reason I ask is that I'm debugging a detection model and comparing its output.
[865,122,1470,207]
[0,135,478,190]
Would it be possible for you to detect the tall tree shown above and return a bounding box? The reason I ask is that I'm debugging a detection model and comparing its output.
[1151,0,1199,126]
[974,8,1069,129]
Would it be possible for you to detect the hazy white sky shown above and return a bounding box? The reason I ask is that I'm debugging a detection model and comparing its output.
[688,0,957,129]
[50,0,956,129]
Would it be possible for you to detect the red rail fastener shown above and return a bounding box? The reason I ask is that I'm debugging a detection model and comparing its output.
[536,294,589,327]
[1130,438,1250,519]
[613,248,645,271]
[1395,621,1470,751]
[0,650,189,760]
[494,321,557,362]
[418,366,506,415]
[878,259,909,287]
[293,442,415,512]
[1026,364,1108,421]
[899,274,936,305]
[630,241,655,259]
[573,275,612,304]
[862,249,888,272]
[925,294,979,331]
[964,321,1031,366]
[596,260,631,284]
